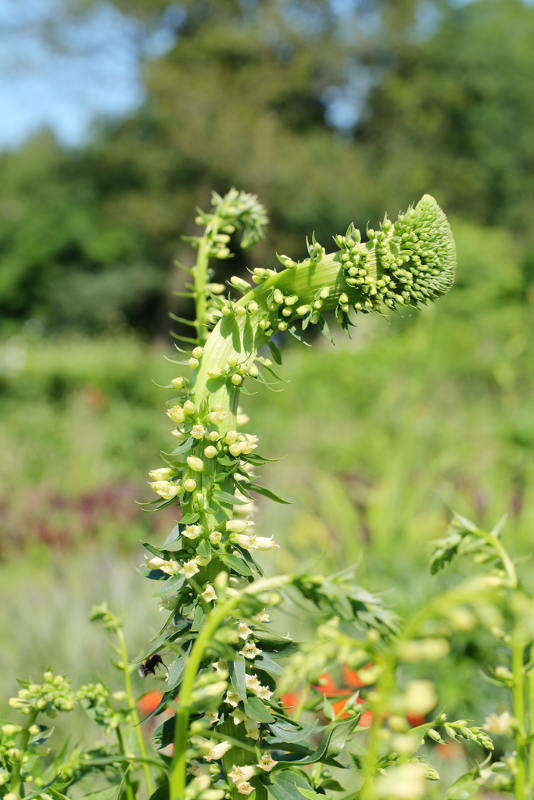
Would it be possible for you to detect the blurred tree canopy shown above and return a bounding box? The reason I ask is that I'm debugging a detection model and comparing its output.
[1,0,533,334]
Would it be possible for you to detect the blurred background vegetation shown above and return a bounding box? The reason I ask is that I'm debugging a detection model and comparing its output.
[1,0,533,767]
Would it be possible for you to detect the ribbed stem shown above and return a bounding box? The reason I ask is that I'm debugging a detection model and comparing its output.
[192,253,353,415]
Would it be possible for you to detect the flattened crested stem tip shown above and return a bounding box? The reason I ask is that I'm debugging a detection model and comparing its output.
[414,193,456,294]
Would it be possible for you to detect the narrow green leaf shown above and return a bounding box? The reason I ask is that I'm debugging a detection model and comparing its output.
[219,553,253,576]
[248,483,292,505]
[244,696,274,723]
[267,340,282,364]
[230,656,247,700]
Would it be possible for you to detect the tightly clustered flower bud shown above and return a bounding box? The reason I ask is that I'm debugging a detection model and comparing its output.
[9,673,76,717]
[334,195,455,315]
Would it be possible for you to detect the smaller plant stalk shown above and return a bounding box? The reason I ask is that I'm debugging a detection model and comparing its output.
[359,652,396,800]
[513,638,527,800]
[117,627,154,797]
[115,726,135,800]
[529,642,534,789]
[10,709,38,795]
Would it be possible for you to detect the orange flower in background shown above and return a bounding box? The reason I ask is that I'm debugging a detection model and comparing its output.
[281,692,300,710]
[282,667,425,729]
[138,690,164,718]
[342,665,365,689]
[314,672,372,726]
[406,710,425,728]
[314,673,339,696]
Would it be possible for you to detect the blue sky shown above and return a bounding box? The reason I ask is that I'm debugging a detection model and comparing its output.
[0,0,505,152]
[0,0,177,150]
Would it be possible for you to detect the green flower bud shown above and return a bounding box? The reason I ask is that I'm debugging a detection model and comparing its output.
[230,276,251,291]
[183,400,197,416]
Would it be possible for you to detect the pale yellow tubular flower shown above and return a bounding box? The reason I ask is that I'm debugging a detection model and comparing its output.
[201,584,217,602]
[167,405,185,423]
[183,524,202,539]
[180,558,201,579]
[150,481,180,500]
[148,467,172,480]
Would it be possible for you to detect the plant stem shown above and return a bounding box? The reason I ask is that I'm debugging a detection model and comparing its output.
[116,727,135,800]
[117,627,154,798]
[485,532,518,588]
[529,643,534,790]
[10,709,38,795]
[293,685,310,722]
[513,638,527,800]
[169,575,290,800]
[194,236,211,344]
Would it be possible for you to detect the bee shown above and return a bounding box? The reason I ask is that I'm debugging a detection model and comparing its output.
[138,653,167,678]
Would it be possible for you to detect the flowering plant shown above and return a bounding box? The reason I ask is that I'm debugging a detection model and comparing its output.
[2,189,533,800]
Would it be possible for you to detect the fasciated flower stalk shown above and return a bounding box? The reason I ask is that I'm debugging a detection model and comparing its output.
[142,189,456,799]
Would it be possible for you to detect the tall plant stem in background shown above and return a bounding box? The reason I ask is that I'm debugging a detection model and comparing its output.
[115,727,135,800]
[529,642,534,789]
[10,709,38,795]
[513,638,527,800]
[117,628,154,797]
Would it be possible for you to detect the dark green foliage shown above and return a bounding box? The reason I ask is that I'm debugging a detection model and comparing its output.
[2,0,534,334]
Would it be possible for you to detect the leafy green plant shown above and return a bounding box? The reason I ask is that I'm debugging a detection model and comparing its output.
[3,189,533,800]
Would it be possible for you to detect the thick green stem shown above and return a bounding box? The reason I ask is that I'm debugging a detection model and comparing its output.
[513,638,527,800]
[194,237,211,344]
[169,575,291,800]
[192,253,353,415]
[10,709,38,795]
[117,628,154,798]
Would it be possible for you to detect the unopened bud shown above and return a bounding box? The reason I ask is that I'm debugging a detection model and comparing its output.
[226,519,248,533]
[2,724,21,736]
[187,456,204,472]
